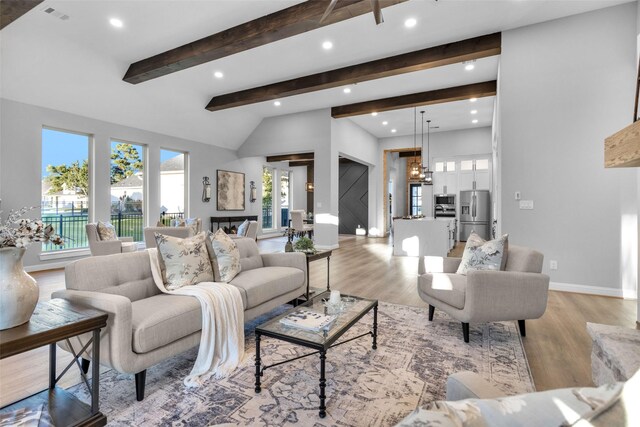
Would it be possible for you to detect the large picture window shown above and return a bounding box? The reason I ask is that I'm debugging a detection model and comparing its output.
[41,128,90,251]
[262,167,274,230]
[159,149,186,225]
[110,140,145,242]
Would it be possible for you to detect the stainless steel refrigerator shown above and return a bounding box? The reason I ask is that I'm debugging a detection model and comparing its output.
[459,190,491,241]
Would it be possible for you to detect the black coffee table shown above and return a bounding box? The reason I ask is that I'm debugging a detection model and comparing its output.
[254,292,378,418]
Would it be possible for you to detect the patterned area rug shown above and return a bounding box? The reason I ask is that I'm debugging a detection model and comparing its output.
[69,302,534,426]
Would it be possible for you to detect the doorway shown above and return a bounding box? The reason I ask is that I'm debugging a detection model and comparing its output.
[338,159,368,235]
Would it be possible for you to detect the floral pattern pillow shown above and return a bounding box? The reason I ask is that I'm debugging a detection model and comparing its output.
[97,221,117,241]
[456,232,508,275]
[208,229,241,283]
[237,220,249,237]
[154,232,214,291]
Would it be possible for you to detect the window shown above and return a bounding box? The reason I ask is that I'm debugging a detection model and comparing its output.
[446,161,456,172]
[409,183,422,216]
[460,160,474,171]
[262,167,274,230]
[41,128,91,251]
[434,162,445,172]
[110,140,145,242]
[475,159,489,170]
[159,149,186,226]
[280,170,291,227]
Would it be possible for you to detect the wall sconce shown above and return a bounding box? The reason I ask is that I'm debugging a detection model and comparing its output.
[306,182,314,192]
[249,181,257,203]
[202,176,211,202]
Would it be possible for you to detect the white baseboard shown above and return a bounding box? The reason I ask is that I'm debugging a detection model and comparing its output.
[550,281,637,299]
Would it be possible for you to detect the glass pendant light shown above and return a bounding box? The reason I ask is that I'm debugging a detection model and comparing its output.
[409,107,421,179]
[421,111,433,184]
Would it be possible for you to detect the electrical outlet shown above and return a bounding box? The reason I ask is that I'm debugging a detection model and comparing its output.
[550,260,558,270]
[515,191,521,200]
[519,200,534,210]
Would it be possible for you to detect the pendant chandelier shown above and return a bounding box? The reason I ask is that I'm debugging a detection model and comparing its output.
[420,111,433,184]
[409,107,421,179]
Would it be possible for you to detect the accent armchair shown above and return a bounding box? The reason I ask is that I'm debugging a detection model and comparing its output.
[417,245,550,342]
[143,226,194,249]
[86,223,137,256]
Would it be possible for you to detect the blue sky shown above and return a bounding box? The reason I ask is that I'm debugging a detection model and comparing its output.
[41,128,182,176]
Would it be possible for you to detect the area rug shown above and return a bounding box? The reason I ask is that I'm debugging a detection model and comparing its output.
[69,302,535,426]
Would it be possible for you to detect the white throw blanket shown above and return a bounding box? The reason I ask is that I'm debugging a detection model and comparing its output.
[147,249,245,387]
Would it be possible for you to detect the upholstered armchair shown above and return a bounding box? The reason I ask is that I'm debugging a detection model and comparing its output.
[86,223,137,256]
[417,245,550,342]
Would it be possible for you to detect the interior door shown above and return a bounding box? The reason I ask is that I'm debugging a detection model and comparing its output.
[338,161,368,234]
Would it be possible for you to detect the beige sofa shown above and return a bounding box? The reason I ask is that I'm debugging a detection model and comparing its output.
[52,237,306,401]
[418,245,550,342]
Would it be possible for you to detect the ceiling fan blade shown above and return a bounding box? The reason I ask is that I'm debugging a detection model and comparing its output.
[319,0,339,24]
[370,0,383,25]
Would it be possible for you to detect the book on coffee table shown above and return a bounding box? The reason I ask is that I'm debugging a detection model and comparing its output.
[279,309,336,332]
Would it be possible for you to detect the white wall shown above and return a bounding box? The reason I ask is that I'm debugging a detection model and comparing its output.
[290,166,308,211]
[500,3,638,297]
[0,99,260,269]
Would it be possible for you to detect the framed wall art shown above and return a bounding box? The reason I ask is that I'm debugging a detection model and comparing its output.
[216,170,245,211]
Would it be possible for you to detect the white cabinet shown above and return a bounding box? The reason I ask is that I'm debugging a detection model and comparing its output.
[433,160,458,195]
[458,157,491,191]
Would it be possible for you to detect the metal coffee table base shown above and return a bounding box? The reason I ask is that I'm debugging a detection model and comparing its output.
[255,305,378,418]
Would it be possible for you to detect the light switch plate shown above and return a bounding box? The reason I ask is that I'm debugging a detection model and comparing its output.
[519,200,534,210]
[316,202,322,208]
[515,191,521,200]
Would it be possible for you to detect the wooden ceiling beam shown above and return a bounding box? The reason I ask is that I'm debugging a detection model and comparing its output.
[289,160,315,167]
[331,80,497,118]
[206,32,501,112]
[266,152,314,162]
[1,0,44,30]
[123,0,408,84]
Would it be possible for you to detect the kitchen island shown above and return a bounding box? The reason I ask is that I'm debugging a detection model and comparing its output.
[393,217,455,257]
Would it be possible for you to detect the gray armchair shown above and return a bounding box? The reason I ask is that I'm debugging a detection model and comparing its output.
[417,245,550,342]
[86,223,137,256]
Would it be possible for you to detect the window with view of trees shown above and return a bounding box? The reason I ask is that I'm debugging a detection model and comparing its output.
[110,140,145,242]
[41,128,91,251]
[280,170,290,227]
[159,149,186,226]
[262,167,274,230]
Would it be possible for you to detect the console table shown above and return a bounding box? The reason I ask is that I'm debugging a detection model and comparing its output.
[210,215,258,232]
[0,299,108,427]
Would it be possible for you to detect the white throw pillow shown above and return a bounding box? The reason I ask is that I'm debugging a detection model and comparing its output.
[456,232,509,275]
[97,221,117,241]
[237,219,249,237]
[208,229,241,283]
[155,232,214,290]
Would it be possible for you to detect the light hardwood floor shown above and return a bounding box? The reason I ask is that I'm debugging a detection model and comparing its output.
[1,235,637,407]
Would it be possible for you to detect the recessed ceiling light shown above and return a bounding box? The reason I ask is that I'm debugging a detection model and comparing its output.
[404,18,417,28]
[371,112,378,116]
[109,18,123,28]
[470,97,478,102]
[213,71,224,79]
[274,101,281,106]
[343,87,352,94]
[391,129,397,133]
[322,41,333,50]
[382,121,388,126]
[470,110,478,115]
[472,119,478,124]
[464,63,475,71]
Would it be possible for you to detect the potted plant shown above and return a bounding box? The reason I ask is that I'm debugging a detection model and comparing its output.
[293,236,316,254]
[0,206,63,330]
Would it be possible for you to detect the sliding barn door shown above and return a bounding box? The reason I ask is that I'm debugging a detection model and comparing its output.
[338,161,368,235]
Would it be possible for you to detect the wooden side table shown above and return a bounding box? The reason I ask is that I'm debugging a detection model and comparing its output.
[305,250,332,299]
[0,299,108,426]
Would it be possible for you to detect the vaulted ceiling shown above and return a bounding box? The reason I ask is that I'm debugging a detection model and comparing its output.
[0,0,630,149]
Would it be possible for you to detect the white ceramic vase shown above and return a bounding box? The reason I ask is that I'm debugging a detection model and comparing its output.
[0,247,39,330]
